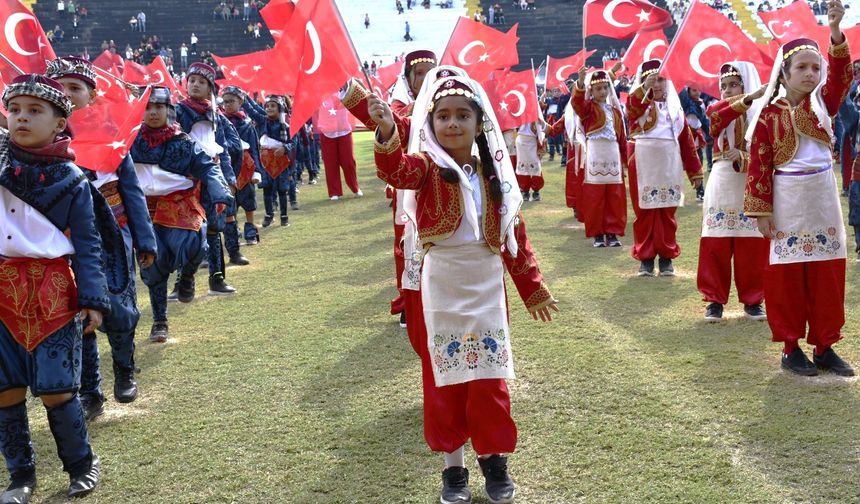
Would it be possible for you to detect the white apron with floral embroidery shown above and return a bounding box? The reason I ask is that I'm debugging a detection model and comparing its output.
[701,159,762,238]
[770,167,846,265]
[422,242,514,387]
[584,138,622,185]
[634,138,684,209]
[514,134,541,177]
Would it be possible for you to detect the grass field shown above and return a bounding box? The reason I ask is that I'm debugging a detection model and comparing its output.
[24,130,860,503]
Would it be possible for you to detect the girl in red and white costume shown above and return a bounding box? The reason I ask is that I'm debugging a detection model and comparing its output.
[514,120,545,201]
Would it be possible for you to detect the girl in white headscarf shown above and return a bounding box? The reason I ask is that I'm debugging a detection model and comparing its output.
[367,76,558,504]
[743,0,854,378]
[696,61,769,324]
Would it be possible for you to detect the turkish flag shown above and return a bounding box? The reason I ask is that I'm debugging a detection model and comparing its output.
[68,87,150,172]
[545,50,596,90]
[213,50,287,94]
[92,50,125,74]
[621,29,668,75]
[0,0,55,84]
[440,17,520,82]
[122,56,180,95]
[661,1,772,96]
[483,69,539,131]
[583,0,672,39]
[758,1,829,49]
[281,0,359,132]
[376,61,402,90]
[260,0,294,42]
[353,71,389,102]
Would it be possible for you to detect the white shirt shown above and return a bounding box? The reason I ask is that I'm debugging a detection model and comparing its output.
[778,136,831,172]
[637,101,676,140]
[435,170,484,247]
[0,188,74,259]
[589,103,618,141]
[91,170,119,190]
[134,163,194,196]
[189,121,223,158]
[191,34,198,44]
[180,46,188,57]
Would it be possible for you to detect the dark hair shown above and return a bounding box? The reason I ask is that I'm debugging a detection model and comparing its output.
[428,98,503,203]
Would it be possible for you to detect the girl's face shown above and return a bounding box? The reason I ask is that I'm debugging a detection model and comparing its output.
[431,95,481,154]
[57,77,95,110]
[221,93,242,114]
[144,102,168,129]
[719,76,743,99]
[409,62,435,95]
[782,50,820,95]
[186,74,211,100]
[591,82,610,103]
[651,76,667,101]
[265,101,280,119]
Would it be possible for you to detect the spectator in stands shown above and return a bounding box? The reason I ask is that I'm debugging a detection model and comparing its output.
[497,5,506,23]
[370,61,377,75]
[243,0,250,20]
[53,25,64,42]
[78,5,87,18]
[609,47,619,59]
[404,21,412,41]
[253,23,260,38]
[129,16,138,31]
[67,0,75,15]
[57,0,65,14]
[180,43,189,68]
[137,11,146,33]
[365,13,370,29]
[528,0,536,9]
[397,0,404,13]
[191,33,198,54]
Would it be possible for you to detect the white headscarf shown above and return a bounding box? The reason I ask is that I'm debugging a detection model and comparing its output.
[745,41,832,145]
[407,74,524,256]
[631,60,685,137]
[717,61,765,151]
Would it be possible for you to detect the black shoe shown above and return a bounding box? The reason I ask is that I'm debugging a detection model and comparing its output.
[228,252,250,266]
[399,311,407,328]
[1,471,35,504]
[638,259,655,277]
[478,455,515,504]
[113,365,138,403]
[743,304,767,321]
[291,202,300,210]
[176,274,195,303]
[532,191,541,201]
[593,235,607,248]
[67,455,99,498]
[208,275,237,296]
[166,285,179,302]
[781,348,818,376]
[262,215,274,228]
[812,348,855,376]
[309,177,318,185]
[440,466,471,504]
[658,258,675,277]
[280,216,289,227]
[704,302,723,322]
[79,394,104,423]
[606,234,622,247]
[149,321,168,343]
[521,191,529,202]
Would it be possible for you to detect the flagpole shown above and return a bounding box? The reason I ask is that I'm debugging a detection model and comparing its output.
[0,52,24,75]
[330,0,374,92]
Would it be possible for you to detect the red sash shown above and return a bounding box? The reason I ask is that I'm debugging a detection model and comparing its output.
[145,184,206,231]
[99,180,128,228]
[236,151,256,190]
[0,257,79,352]
[260,149,290,180]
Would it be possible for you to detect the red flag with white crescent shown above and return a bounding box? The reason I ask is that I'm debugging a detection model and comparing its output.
[440,17,520,82]
[213,50,286,94]
[758,1,829,49]
[620,29,668,74]
[660,0,772,96]
[583,0,672,39]
[0,0,55,84]
[260,0,294,42]
[483,69,539,131]
[92,50,125,75]
[545,50,596,90]
[376,61,402,90]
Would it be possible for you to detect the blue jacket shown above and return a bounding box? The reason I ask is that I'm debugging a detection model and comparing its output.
[224,112,264,180]
[242,100,297,162]
[679,88,712,142]
[175,103,242,186]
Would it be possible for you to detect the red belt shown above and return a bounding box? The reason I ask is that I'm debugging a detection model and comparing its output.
[145,184,205,231]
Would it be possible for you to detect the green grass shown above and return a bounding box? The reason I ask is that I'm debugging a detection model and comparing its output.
[24,130,860,503]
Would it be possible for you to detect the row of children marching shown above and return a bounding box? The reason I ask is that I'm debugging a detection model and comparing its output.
[0,53,332,503]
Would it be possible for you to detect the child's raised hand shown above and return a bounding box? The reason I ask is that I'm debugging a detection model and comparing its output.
[367,93,395,140]
[827,0,845,34]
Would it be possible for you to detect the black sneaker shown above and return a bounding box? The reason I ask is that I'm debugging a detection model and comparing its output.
[521,191,529,202]
[291,202,300,210]
[262,215,274,228]
[167,280,180,302]
[606,234,622,247]
[743,304,767,321]
[208,274,237,296]
[79,394,104,423]
[399,311,407,328]
[149,321,168,343]
[67,454,100,498]
[781,348,818,376]
[704,302,723,322]
[280,216,289,227]
[228,252,250,266]
[177,274,195,303]
[113,365,138,403]
[1,471,35,504]
[638,259,655,277]
[477,455,514,504]
[593,235,607,248]
[658,258,675,277]
[532,191,541,202]
[812,348,855,376]
[440,466,471,504]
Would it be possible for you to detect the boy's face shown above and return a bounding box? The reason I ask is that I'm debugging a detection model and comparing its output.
[56,77,95,110]
[687,87,701,100]
[186,74,211,100]
[783,50,820,95]
[6,96,66,148]
[265,101,280,118]
[221,93,242,114]
[144,102,169,129]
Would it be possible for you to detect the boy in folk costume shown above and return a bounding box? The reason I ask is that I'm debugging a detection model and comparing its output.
[175,62,242,295]
[242,95,297,226]
[744,0,854,377]
[368,76,558,504]
[626,59,703,276]
[514,120,546,201]
[220,86,263,246]
[0,75,106,502]
[133,87,234,343]
[569,68,628,247]
[697,62,769,322]
[46,57,158,416]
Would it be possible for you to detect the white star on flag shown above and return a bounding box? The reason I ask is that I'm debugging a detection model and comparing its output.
[143,74,151,82]
[253,65,262,72]
[96,90,106,97]
[327,108,337,116]
[108,140,126,150]
[230,70,238,77]
[783,20,793,27]
[500,101,509,111]
[636,10,651,23]
[478,53,490,63]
